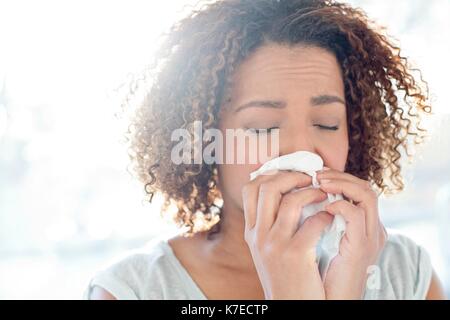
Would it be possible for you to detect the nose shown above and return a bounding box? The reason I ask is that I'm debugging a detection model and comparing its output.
[278,126,316,157]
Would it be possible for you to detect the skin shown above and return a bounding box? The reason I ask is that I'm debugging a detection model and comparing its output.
[91,44,446,300]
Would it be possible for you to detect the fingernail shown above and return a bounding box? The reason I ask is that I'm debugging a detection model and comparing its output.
[320,179,331,184]
[318,167,330,174]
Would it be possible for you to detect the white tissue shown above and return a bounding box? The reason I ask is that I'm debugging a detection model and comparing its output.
[249,151,345,279]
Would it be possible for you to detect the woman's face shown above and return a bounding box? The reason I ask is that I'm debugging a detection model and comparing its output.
[217,44,349,212]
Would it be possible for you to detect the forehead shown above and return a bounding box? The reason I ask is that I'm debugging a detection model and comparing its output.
[226,44,344,105]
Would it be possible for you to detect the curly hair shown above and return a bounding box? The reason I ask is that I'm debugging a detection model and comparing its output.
[123,0,432,238]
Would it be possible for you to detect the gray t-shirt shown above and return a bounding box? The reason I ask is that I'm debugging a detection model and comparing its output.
[83,231,433,300]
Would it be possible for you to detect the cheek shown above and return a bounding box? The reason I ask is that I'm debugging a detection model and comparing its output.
[216,133,279,209]
[217,127,275,191]
[319,136,349,171]
[314,121,349,171]
[218,163,257,209]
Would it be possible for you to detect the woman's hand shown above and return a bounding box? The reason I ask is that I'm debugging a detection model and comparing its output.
[317,168,387,299]
[242,171,333,300]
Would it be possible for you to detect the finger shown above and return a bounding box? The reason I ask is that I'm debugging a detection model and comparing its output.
[325,199,366,241]
[269,188,328,242]
[242,171,312,232]
[254,171,313,233]
[290,211,334,254]
[242,180,259,232]
[317,169,362,205]
[242,170,304,231]
[319,179,379,237]
[378,222,388,249]
[317,169,368,188]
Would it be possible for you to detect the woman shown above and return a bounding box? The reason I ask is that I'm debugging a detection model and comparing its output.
[85,0,446,299]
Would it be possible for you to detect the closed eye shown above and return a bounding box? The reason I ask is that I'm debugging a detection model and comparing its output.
[245,125,338,133]
[245,127,279,134]
[314,124,339,131]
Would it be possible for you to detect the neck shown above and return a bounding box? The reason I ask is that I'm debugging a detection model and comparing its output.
[202,202,256,273]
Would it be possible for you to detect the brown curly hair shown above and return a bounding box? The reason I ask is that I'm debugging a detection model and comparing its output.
[123,0,432,238]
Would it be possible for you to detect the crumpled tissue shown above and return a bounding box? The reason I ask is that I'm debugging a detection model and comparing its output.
[249,150,345,279]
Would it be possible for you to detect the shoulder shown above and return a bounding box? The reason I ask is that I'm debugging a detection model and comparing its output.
[381,231,428,265]
[89,286,117,300]
[84,236,179,300]
[365,230,433,300]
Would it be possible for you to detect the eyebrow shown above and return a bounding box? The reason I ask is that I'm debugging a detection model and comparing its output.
[310,94,346,106]
[234,99,287,113]
[234,94,345,113]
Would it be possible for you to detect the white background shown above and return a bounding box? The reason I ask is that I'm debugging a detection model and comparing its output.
[0,0,449,299]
